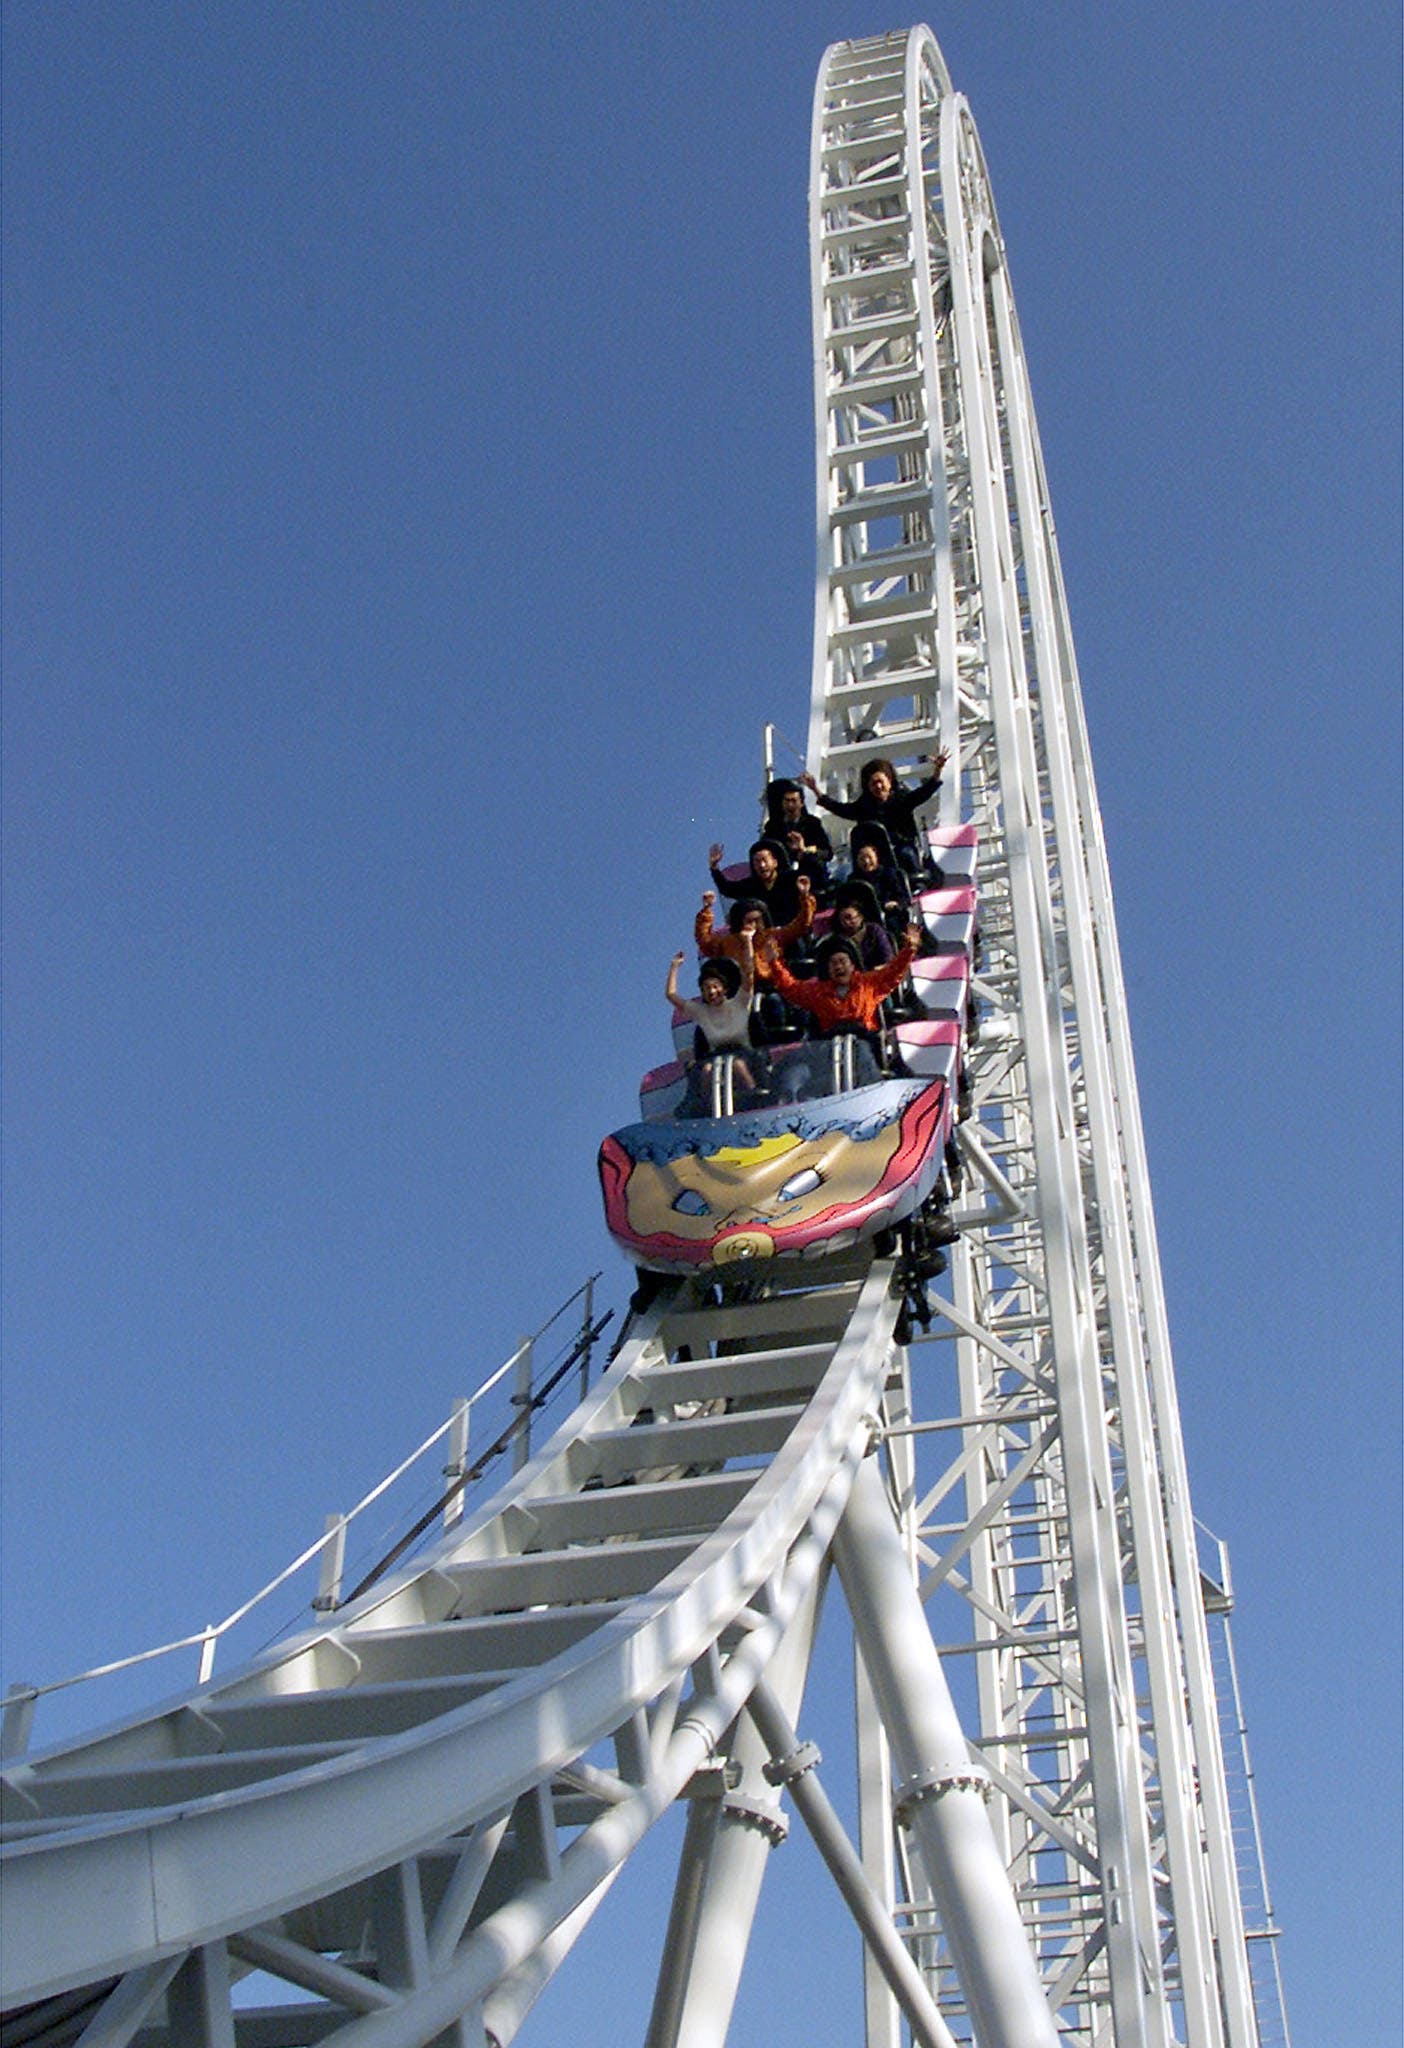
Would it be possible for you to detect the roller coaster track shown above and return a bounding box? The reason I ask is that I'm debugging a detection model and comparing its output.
[1,26,1282,2048]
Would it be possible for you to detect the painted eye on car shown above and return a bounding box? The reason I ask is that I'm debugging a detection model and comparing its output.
[672,1188,711,1216]
[776,1167,823,1203]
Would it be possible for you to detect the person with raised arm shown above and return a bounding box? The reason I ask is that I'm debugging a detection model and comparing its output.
[707,836,802,927]
[666,929,762,1114]
[768,918,923,1096]
[801,750,950,876]
[693,874,815,981]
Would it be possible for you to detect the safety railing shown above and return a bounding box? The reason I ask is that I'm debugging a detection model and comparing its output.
[1,1276,611,1761]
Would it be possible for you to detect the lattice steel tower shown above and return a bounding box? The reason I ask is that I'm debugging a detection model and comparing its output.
[0,25,1282,2048]
[803,27,1276,2047]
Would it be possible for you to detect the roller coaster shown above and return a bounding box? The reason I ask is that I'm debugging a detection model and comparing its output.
[0,28,1288,2048]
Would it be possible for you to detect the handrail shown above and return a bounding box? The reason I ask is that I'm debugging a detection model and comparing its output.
[0,1275,605,1758]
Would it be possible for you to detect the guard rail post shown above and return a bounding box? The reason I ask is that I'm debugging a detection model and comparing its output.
[1,1683,37,1760]
[444,1399,471,1528]
[312,1514,347,1614]
[511,1338,534,1471]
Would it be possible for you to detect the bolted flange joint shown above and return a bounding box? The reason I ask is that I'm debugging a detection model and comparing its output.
[721,1793,789,1845]
[893,1763,993,1829]
[761,1738,822,1789]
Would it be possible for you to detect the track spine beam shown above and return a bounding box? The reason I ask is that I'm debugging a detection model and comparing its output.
[808,26,1264,2047]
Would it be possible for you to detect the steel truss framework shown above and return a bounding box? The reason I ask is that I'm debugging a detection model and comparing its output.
[806,27,1266,2048]
[0,25,1280,2048]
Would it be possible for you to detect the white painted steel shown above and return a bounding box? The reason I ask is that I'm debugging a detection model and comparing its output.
[807,23,1268,2047]
[1,1267,904,2038]
[835,1457,1057,2048]
[644,1587,823,2048]
[0,25,1278,2048]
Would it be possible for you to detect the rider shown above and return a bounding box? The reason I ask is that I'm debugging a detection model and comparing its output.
[707,837,802,927]
[768,921,922,1095]
[665,934,762,1114]
[802,752,949,877]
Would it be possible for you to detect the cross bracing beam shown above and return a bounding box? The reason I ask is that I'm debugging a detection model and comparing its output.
[0,24,1279,2048]
[806,24,1266,2048]
[0,1257,1055,2048]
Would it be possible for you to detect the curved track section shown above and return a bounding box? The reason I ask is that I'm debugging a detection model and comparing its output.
[1,1265,899,2040]
[4,26,1274,2048]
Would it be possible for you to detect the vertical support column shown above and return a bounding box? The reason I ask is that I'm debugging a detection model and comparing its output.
[165,1943,236,2048]
[644,1579,826,2048]
[937,87,1168,2046]
[835,1454,1058,2048]
[855,1653,901,2048]
[643,1795,727,2048]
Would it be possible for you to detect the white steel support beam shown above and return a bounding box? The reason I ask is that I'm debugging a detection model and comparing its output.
[807,26,1269,2048]
[745,1676,958,2048]
[644,1581,826,2048]
[835,1454,1059,2048]
[0,30,1279,2048]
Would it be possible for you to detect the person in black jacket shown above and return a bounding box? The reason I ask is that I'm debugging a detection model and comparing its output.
[764,778,834,870]
[831,879,896,971]
[849,825,913,937]
[801,750,949,875]
[707,836,802,927]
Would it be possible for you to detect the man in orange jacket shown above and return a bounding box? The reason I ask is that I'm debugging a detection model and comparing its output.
[768,921,922,1095]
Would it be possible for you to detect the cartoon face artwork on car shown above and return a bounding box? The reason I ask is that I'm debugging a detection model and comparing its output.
[599,1078,948,1270]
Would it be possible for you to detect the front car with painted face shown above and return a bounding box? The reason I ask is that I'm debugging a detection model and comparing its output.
[599,1077,949,1273]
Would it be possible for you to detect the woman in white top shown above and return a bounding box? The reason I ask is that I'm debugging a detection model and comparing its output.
[665,933,758,1113]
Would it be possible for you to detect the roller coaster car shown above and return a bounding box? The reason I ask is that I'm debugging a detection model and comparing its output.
[599,817,978,1275]
[599,1069,952,1273]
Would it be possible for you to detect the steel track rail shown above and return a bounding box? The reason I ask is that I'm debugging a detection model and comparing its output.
[807,27,1265,2048]
[1,1264,899,2040]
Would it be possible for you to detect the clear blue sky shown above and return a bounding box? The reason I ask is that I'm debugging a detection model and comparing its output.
[3,3,1400,2039]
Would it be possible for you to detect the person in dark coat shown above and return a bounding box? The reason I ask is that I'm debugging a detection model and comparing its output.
[801,750,949,875]
[764,777,835,904]
[831,879,895,971]
[707,836,802,927]
[849,825,913,936]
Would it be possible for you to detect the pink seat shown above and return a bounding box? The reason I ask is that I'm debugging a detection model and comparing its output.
[915,885,977,952]
[640,1059,687,1121]
[926,821,977,885]
[897,1017,963,1047]
[895,1016,961,1082]
[909,953,970,1013]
